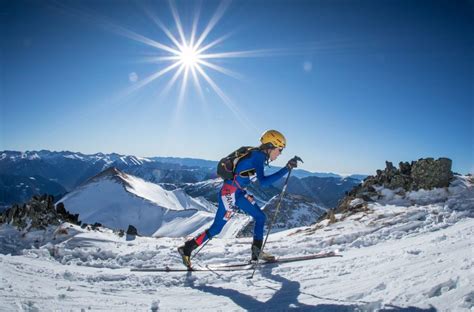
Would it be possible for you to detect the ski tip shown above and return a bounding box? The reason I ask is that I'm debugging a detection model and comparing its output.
[330,250,343,257]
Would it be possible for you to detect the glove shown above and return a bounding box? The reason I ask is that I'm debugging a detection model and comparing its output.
[286,157,298,169]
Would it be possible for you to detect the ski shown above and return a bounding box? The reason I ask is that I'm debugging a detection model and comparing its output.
[131,264,253,272]
[131,251,341,272]
[209,251,341,269]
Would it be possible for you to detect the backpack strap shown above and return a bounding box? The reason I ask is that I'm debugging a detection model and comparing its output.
[232,174,243,189]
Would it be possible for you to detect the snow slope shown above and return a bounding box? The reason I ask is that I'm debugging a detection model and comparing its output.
[57,168,216,237]
[0,176,472,311]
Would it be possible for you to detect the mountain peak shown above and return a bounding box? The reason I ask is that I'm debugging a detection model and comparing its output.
[84,166,130,187]
[97,166,122,177]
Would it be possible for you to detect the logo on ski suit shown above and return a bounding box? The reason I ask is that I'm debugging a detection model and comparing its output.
[221,184,238,221]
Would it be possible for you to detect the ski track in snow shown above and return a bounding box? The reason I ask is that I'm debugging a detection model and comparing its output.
[0,176,473,311]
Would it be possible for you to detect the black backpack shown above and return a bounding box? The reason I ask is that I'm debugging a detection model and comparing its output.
[217,146,259,180]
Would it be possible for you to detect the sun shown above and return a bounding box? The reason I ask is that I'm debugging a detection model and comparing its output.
[179,44,200,68]
[112,1,270,130]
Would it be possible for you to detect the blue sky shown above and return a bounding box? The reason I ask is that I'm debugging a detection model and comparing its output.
[1,0,473,175]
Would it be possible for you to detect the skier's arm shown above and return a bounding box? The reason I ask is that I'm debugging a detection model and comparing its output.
[255,154,289,187]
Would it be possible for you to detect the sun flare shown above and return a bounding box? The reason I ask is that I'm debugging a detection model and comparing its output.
[179,44,200,68]
[112,1,272,130]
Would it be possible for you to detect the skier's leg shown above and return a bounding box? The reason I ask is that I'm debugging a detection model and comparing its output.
[236,195,275,261]
[178,195,230,268]
[194,197,229,245]
[236,195,266,240]
[198,183,240,241]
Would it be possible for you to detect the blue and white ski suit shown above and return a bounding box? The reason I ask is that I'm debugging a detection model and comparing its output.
[194,150,289,245]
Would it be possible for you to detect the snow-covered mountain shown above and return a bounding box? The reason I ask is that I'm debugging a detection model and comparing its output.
[1,150,363,208]
[0,150,151,166]
[281,175,361,208]
[0,150,215,196]
[265,166,368,180]
[0,175,472,311]
[1,150,363,180]
[56,167,217,237]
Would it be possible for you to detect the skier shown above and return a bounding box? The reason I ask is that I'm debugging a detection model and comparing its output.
[178,130,298,268]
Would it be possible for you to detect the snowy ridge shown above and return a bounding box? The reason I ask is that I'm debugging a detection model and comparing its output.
[0,176,472,311]
[57,168,217,236]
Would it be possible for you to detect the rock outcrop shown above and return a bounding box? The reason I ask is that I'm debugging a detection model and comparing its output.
[322,157,453,217]
[0,194,80,231]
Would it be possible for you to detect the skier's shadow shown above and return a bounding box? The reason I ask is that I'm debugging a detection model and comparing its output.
[186,266,438,311]
[186,265,356,311]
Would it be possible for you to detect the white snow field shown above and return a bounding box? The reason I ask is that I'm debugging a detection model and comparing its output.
[0,176,473,311]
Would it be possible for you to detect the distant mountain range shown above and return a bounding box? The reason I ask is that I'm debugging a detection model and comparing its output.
[282,176,363,208]
[0,150,366,210]
[0,150,213,188]
[0,150,367,238]
[0,150,215,206]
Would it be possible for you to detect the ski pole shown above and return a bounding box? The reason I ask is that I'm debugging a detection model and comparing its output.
[248,156,303,279]
[190,238,211,260]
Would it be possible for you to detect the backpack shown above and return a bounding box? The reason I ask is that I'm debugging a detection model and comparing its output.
[217,146,259,180]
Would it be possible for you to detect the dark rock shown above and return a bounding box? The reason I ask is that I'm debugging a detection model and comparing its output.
[386,174,412,190]
[56,202,80,225]
[384,161,397,178]
[399,162,411,175]
[127,224,139,236]
[367,186,376,193]
[91,222,102,230]
[411,158,453,190]
[0,194,80,231]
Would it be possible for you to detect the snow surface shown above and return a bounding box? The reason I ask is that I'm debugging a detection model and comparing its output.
[0,176,472,311]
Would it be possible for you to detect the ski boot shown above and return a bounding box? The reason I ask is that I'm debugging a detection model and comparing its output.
[177,239,198,270]
[251,239,276,262]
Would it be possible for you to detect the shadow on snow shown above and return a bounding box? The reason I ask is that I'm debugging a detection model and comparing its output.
[186,265,437,312]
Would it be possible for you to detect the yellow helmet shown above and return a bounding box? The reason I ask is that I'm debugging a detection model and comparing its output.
[260,130,286,148]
